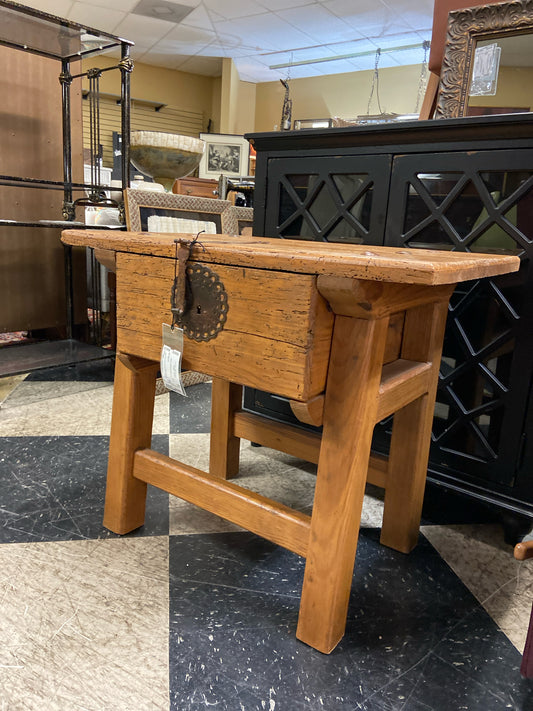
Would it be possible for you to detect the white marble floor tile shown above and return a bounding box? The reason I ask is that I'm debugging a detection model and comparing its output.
[168,434,385,535]
[2,379,110,407]
[0,537,169,711]
[421,523,533,652]
[361,483,385,528]
[0,382,169,436]
[0,373,27,405]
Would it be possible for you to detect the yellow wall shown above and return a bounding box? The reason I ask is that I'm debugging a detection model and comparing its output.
[81,55,218,129]
[236,81,257,135]
[468,66,533,112]
[255,64,424,132]
[81,56,425,137]
[220,58,239,133]
[220,59,256,135]
[210,77,222,132]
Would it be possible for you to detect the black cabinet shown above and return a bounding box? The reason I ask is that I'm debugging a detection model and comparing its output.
[246,115,533,525]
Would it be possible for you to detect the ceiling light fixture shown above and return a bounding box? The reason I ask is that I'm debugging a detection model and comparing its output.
[269,41,428,70]
[131,0,194,24]
[152,6,174,15]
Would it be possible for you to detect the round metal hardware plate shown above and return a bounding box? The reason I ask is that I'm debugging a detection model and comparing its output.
[174,263,228,342]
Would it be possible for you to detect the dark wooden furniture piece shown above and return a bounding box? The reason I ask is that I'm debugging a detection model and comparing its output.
[172,176,219,199]
[246,114,533,538]
[62,228,517,653]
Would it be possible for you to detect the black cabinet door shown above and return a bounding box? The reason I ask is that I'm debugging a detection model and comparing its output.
[263,155,391,244]
[382,149,533,490]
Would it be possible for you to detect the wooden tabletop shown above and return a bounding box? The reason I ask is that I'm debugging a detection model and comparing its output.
[62,230,520,286]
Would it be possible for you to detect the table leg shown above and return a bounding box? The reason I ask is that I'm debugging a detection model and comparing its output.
[380,300,450,553]
[103,354,159,534]
[209,377,243,479]
[296,315,390,653]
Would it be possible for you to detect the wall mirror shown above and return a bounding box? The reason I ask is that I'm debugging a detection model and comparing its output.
[435,0,533,118]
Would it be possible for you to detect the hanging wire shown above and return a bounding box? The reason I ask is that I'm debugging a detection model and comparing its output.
[415,40,431,114]
[366,48,383,116]
[87,68,102,198]
[89,249,103,345]
[87,68,105,344]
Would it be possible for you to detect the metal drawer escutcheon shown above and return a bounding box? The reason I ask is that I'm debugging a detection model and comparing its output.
[171,263,228,342]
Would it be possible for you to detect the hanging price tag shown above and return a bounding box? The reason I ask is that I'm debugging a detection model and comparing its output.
[160,323,187,396]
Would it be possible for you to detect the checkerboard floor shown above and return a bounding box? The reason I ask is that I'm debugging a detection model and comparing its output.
[1,358,532,710]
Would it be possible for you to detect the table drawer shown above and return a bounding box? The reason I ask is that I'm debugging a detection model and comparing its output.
[115,252,334,401]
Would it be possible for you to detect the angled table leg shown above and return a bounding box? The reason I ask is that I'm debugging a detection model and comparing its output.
[380,298,451,553]
[296,314,390,653]
[209,377,243,480]
[103,354,159,534]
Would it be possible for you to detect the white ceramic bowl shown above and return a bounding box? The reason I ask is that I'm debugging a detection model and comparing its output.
[130,131,205,187]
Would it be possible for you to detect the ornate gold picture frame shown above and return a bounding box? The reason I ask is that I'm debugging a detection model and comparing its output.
[436,0,533,118]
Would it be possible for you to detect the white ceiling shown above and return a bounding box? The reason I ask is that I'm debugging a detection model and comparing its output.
[23,0,434,82]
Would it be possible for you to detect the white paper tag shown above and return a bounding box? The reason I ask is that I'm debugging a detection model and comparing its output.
[162,322,184,351]
[160,323,187,396]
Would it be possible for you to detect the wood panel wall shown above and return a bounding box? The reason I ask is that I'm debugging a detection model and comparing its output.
[0,46,85,333]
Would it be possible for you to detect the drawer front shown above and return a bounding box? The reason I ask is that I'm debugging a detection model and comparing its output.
[116,252,334,401]
[172,177,218,199]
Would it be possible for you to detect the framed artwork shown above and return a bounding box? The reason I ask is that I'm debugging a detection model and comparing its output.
[198,133,250,179]
[232,206,254,236]
[124,189,238,234]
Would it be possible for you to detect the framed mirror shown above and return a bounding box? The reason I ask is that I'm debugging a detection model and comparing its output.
[436,0,533,118]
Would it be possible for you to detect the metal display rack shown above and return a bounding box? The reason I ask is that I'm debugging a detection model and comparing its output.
[0,0,133,375]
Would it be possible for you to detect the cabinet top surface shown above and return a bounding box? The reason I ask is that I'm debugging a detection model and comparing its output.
[62,230,519,286]
[246,114,533,152]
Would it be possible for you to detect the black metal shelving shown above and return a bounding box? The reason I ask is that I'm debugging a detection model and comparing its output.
[0,0,134,375]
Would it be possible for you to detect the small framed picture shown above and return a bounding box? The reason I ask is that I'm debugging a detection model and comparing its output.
[198,133,250,180]
[124,189,238,234]
[232,206,254,236]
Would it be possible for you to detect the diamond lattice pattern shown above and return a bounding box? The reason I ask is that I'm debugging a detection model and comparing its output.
[278,173,374,241]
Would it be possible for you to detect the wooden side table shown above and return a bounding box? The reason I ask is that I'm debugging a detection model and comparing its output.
[62,230,519,653]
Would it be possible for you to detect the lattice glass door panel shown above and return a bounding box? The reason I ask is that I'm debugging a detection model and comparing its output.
[387,151,533,254]
[384,150,533,486]
[264,155,391,243]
